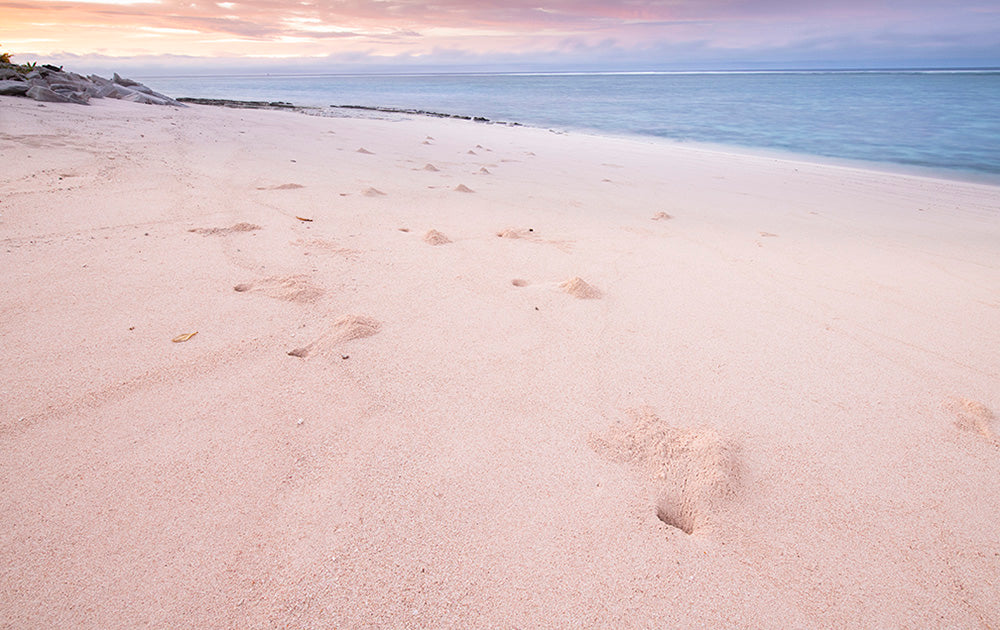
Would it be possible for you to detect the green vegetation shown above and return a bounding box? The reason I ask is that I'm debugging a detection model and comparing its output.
[0,46,40,74]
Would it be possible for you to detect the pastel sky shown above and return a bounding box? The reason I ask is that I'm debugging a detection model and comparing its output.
[2,0,999,73]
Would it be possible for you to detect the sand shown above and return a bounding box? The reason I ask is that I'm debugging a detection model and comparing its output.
[1,95,999,628]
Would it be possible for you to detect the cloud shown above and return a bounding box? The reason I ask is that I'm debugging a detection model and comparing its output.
[1,0,997,69]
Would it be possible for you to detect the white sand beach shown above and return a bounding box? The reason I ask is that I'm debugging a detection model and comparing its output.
[1,95,998,628]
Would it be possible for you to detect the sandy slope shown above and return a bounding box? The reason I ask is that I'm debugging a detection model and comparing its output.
[1,95,998,628]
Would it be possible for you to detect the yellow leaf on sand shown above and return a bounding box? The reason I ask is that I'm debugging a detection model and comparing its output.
[295,216,313,222]
[172,332,198,343]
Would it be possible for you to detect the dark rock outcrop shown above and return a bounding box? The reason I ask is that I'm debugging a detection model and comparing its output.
[0,62,183,107]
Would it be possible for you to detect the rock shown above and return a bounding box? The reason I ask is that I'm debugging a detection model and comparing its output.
[113,72,140,87]
[97,83,133,99]
[25,85,74,103]
[1,64,181,107]
[0,80,29,96]
[65,91,91,105]
[122,91,168,105]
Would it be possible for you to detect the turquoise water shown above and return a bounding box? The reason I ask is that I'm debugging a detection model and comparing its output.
[141,71,1000,181]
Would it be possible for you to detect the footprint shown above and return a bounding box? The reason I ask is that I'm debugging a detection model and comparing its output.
[423,229,452,245]
[511,279,529,287]
[256,183,304,190]
[948,398,998,445]
[497,227,534,239]
[651,212,673,221]
[232,274,325,303]
[422,163,440,172]
[287,314,381,358]
[478,167,491,175]
[189,222,261,236]
[589,407,740,535]
[363,187,387,197]
[454,184,474,193]
[560,277,602,299]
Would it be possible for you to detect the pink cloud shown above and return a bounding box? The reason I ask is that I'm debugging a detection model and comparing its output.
[1,0,997,66]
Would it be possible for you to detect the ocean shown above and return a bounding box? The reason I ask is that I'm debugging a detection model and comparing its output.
[140,71,1000,182]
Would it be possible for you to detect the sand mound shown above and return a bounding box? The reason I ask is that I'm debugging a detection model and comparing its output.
[189,222,261,236]
[589,407,740,534]
[356,147,374,154]
[560,276,602,299]
[423,229,452,245]
[232,274,324,303]
[497,227,534,239]
[287,314,381,358]
[948,398,997,443]
[651,211,673,220]
[329,314,382,342]
[363,187,386,197]
[454,184,474,193]
[255,183,304,190]
[479,167,491,175]
[423,163,439,172]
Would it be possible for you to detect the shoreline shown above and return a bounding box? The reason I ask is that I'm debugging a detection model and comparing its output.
[2,95,998,628]
[173,95,1000,186]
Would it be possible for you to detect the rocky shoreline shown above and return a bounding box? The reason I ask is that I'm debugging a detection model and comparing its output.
[176,96,521,125]
[0,62,183,106]
[0,62,520,125]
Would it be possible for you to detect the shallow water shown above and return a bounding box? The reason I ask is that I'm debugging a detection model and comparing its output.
[142,71,1000,181]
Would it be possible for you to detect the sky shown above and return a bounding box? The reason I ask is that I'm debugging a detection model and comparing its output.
[2,0,999,74]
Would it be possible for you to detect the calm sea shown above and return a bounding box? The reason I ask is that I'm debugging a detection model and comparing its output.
[140,71,1000,182]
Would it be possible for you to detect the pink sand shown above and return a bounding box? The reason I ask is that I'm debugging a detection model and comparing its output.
[1,95,998,628]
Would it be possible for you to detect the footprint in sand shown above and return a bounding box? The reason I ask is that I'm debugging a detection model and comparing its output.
[651,212,673,221]
[478,167,491,175]
[189,222,261,236]
[497,227,534,239]
[363,187,387,197]
[511,279,529,287]
[356,147,375,154]
[422,163,440,172]
[423,229,452,245]
[560,277,602,299]
[454,184,474,193]
[287,314,381,358]
[256,183,304,190]
[589,407,740,535]
[948,398,998,445]
[232,274,325,303]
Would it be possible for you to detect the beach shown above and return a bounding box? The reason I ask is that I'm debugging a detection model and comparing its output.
[1,94,998,627]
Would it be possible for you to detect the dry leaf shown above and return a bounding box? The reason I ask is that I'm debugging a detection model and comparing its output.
[172,332,198,343]
[295,216,313,222]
